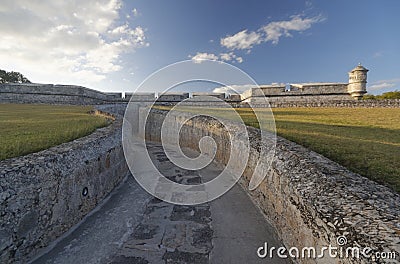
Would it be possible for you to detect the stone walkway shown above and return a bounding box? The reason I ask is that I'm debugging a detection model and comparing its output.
[31,142,291,264]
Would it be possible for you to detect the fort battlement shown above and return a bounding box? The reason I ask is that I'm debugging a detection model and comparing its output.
[242,64,369,103]
[1,64,399,262]
[241,83,352,103]
[0,64,398,108]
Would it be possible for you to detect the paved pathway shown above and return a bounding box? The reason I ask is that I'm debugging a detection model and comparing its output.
[32,142,291,264]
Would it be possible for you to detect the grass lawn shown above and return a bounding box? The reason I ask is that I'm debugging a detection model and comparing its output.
[239,107,400,193]
[155,106,400,192]
[0,104,111,160]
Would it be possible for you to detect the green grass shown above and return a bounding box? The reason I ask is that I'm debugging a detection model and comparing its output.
[240,108,400,193]
[154,106,400,192]
[0,104,111,160]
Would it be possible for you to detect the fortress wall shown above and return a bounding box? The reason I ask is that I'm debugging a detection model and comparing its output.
[129,92,156,101]
[3,82,395,107]
[144,108,400,264]
[292,84,348,94]
[226,94,241,102]
[0,106,128,263]
[157,93,190,102]
[252,86,286,96]
[149,99,400,109]
[234,99,400,108]
[106,92,123,100]
[246,83,348,97]
[0,83,114,105]
[242,83,350,103]
[268,98,400,108]
[247,94,354,104]
[249,83,349,98]
[192,92,226,99]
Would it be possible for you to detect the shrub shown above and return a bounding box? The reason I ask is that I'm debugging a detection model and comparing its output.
[363,94,376,100]
[377,90,400,99]
[363,90,400,100]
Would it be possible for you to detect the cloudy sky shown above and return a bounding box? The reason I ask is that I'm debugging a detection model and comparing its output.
[0,0,399,94]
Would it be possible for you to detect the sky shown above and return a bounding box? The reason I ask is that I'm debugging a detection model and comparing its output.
[0,0,399,95]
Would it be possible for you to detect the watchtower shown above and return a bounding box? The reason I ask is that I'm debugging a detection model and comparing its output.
[348,63,369,99]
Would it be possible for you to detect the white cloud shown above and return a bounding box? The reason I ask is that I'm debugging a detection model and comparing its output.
[132,8,139,17]
[368,79,400,91]
[219,52,243,63]
[190,52,243,64]
[262,15,323,44]
[190,52,219,63]
[213,84,254,94]
[219,53,231,61]
[0,0,148,86]
[220,30,262,50]
[220,14,324,50]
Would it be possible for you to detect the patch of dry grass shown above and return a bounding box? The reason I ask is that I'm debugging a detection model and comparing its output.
[154,105,400,192]
[0,104,110,160]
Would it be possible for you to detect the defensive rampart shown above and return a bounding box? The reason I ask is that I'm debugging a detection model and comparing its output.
[0,105,128,263]
[0,83,116,105]
[143,108,400,264]
[237,99,400,108]
[1,82,399,108]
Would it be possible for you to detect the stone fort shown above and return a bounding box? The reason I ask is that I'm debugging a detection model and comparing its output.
[242,64,369,103]
[1,64,399,263]
[0,64,379,107]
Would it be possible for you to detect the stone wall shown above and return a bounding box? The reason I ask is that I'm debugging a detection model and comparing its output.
[0,83,241,104]
[242,83,349,99]
[106,92,123,100]
[0,106,128,263]
[290,83,349,95]
[157,93,190,102]
[237,99,400,108]
[143,109,400,264]
[3,83,398,107]
[248,94,354,104]
[192,92,226,99]
[129,92,156,101]
[0,83,114,105]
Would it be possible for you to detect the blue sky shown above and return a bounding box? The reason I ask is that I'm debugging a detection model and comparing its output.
[0,0,399,94]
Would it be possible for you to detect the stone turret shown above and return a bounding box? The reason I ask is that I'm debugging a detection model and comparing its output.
[348,63,368,99]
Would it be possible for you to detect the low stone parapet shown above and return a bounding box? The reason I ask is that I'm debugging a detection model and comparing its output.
[237,99,400,108]
[144,108,400,263]
[0,107,128,263]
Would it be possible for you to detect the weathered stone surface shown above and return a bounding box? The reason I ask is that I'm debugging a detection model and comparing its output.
[1,82,399,107]
[348,64,368,99]
[239,99,400,108]
[27,140,291,264]
[108,144,214,264]
[0,83,115,104]
[0,91,398,263]
[144,108,400,264]
[0,105,128,263]
[157,93,190,102]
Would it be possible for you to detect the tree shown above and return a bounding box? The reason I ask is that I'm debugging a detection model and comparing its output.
[378,90,400,99]
[363,90,400,100]
[0,69,31,83]
[362,94,376,100]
